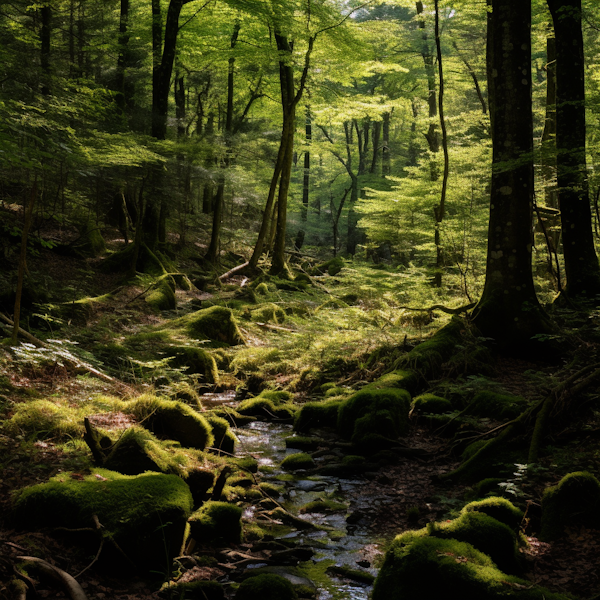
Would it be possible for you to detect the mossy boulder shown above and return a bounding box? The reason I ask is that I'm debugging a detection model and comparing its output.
[125,395,214,450]
[540,471,600,540]
[185,468,215,505]
[294,399,343,433]
[364,369,420,396]
[180,306,245,346]
[255,282,270,295]
[167,346,219,384]
[285,436,324,451]
[205,414,237,455]
[462,497,524,531]
[188,501,242,544]
[250,303,286,324]
[411,393,452,414]
[373,535,571,600]
[468,391,527,420]
[281,452,315,471]
[6,399,81,440]
[310,257,344,276]
[237,390,297,421]
[146,275,177,312]
[337,388,411,448]
[14,469,193,569]
[161,580,225,600]
[103,426,187,476]
[236,573,297,600]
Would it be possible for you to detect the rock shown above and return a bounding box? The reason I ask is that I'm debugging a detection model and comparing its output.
[188,501,243,545]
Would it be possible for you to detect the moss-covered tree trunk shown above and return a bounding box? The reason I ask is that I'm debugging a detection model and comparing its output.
[547,0,600,297]
[472,0,549,346]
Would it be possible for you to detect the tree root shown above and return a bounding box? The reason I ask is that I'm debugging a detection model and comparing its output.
[15,556,89,600]
[397,302,476,315]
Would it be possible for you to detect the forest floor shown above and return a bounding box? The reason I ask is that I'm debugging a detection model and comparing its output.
[1,228,600,600]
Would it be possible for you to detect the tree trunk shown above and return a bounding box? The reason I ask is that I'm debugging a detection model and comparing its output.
[382,112,391,175]
[175,71,186,138]
[472,0,549,346]
[115,0,131,112]
[540,30,557,208]
[40,3,51,95]
[370,120,381,174]
[547,0,600,297]
[301,105,311,221]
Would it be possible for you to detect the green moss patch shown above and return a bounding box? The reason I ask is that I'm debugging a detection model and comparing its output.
[364,369,420,396]
[237,390,297,421]
[125,395,214,450]
[145,274,176,312]
[236,573,298,600]
[462,497,524,531]
[299,499,346,514]
[14,469,192,569]
[541,471,600,540]
[249,303,286,324]
[204,414,237,455]
[315,298,349,312]
[310,257,344,276]
[281,453,315,471]
[468,391,528,420]
[411,393,452,414]
[188,501,242,544]
[294,399,343,433]
[167,346,219,384]
[285,436,324,451]
[175,306,245,346]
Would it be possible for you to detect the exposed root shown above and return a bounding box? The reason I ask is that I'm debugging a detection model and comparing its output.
[15,556,89,600]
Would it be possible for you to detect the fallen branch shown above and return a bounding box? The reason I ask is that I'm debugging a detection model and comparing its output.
[397,302,476,315]
[15,556,89,600]
[254,322,298,333]
[219,261,250,282]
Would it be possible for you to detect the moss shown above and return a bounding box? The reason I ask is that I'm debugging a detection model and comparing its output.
[540,471,600,540]
[185,467,215,505]
[373,535,571,600]
[167,346,219,384]
[299,499,346,513]
[205,414,237,455]
[101,242,167,276]
[255,282,270,295]
[169,272,194,291]
[76,220,106,257]
[176,306,245,346]
[188,501,242,544]
[146,275,176,312]
[231,347,281,375]
[230,455,259,473]
[250,303,286,324]
[212,407,256,427]
[315,298,349,312]
[465,478,504,501]
[324,386,349,398]
[281,453,315,471]
[402,317,464,378]
[326,564,375,584]
[294,399,343,433]
[411,393,453,414]
[364,369,420,396]
[468,391,528,420]
[237,390,297,421]
[310,257,344,276]
[164,380,203,409]
[6,399,81,440]
[103,426,189,476]
[14,469,192,569]
[161,580,224,600]
[462,497,524,531]
[283,301,313,317]
[125,395,214,450]
[236,574,298,600]
[259,482,284,496]
[337,388,411,443]
[285,436,324,451]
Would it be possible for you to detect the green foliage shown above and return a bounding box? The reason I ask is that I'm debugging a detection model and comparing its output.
[188,501,242,544]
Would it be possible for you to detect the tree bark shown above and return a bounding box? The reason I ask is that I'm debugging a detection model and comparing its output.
[472,0,549,346]
[382,112,391,175]
[40,3,51,95]
[540,30,557,208]
[115,0,131,112]
[547,0,600,297]
[301,105,311,221]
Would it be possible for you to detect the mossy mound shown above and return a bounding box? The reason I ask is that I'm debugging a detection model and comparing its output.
[236,573,298,600]
[294,399,343,433]
[411,393,453,414]
[337,388,411,448]
[254,282,270,295]
[462,497,524,531]
[281,452,315,471]
[237,390,297,421]
[167,346,219,384]
[250,303,286,324]
[541,471,600,540]
[177,306,245,346]
[212,407,256,427]
[185,468,215,505]
[103,426,188,476]
[364,369,420,396]
[188,501,242,544]
[125,395,214,450]
[372,535,571,600]
[6,399,81,440]
[161,580,224,600]
[285,436,324,451]
[146,275,176,312]
[468,391,527,420]
[282,301,312,318]
[402,317,464,378]
[310,257,344,276]
[164,380,203,409]
[205,414,237,455]
[14,469,193,569]
[315,298,349,311]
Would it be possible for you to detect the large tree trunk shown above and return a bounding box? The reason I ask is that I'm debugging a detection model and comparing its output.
[382,112,391,175]
[547,0,600,297]
[472,0,549,346]
[115,0,131,112]
[540,30,557,208]
[301,105,311,222]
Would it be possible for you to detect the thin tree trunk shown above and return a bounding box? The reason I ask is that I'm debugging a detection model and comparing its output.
[40,4,51,95]
[540,31,557,209]
[382,112,391,175]
[115,0,131,112]
[301,104,311,221]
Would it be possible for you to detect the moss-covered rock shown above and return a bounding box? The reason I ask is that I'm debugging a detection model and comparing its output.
[337,388,411,447]
[167,346,219,384]
[540,471,600,540]
[205,414,237,455]
[255,282,270,295]
[185,467,215,505]
[299,499,346,513]
[411,393,453,414]
[281,452,315,471]
[188,501,242,544]
[103,426,188,476]
[250,303,286,324]
[310,257,344,277]
[125,395,214,450]
[285,436,324,451]
[236,573,298,600]
[212,407,256,427]
[178,306,245,346]
[462,497,524,531]
[364,370,420,396]
[468,391,527,420]
[237,390,297,421]
[164,380,203,409]
[6,399,81,440]
[294,399,343,433]
[14,469,192,569]
[146,275,177,312]
[372,535,571,600]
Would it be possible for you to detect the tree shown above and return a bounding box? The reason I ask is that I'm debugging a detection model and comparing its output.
[472,0,549,345]
[546,0,600,298]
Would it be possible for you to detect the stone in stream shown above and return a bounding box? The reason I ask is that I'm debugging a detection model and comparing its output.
[295,479,328,492]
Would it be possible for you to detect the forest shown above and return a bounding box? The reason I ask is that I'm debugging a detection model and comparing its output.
[1,0,600,598]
